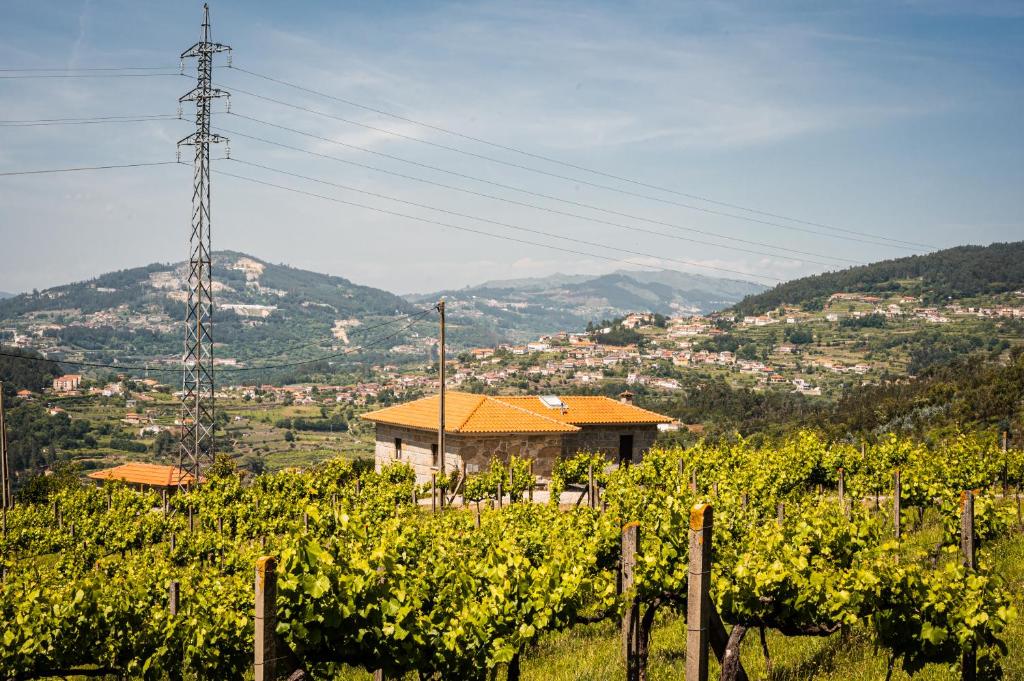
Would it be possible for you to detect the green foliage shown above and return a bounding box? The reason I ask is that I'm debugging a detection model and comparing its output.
[0,345,62,393]
[733,241,1024,316]
[1,432,1020,679]
[549,451,608,504]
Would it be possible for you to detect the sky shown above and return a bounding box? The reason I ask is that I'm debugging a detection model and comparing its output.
[0,0,1021,296]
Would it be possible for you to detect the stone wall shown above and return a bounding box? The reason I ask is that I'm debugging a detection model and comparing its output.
[373,423,564,483]
[561,425,659,465]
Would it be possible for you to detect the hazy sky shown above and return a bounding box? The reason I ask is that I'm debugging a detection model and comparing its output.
[0,1,1021,295]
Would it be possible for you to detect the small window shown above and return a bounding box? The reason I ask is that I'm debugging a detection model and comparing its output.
[394,437,402,459]
[431,443,439,468]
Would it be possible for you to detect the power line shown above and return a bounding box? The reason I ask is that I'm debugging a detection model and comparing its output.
[0,160,183,177]
[0,66,176,72]
[0,115,181,127]
[213,165,780,283]
[220,115,857,267]
[0,72,183,79]
[224,89,914,251]
[225,68,937,251]
[230,156,827,274]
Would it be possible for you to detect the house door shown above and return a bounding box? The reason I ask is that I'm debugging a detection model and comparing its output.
[619,434,634,465]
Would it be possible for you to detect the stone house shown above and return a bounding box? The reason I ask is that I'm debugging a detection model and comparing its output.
[361,391,672,483]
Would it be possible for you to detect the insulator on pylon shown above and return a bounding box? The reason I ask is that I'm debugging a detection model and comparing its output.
[224,141,231,159]
[226,52,233,68]
[177,104,183,119]
[180,59,185,75]
[176,148,181,163]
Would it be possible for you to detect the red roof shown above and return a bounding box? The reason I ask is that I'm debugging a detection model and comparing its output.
[87,462,200,487]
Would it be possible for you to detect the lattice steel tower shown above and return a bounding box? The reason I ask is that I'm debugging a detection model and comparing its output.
[177,3,230,484]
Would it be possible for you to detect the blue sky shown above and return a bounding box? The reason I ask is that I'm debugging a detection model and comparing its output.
[0,0,1021,294]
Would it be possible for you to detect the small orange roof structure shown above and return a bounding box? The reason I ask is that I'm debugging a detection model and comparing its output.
[361,391,671,434]
[87,462,200,488]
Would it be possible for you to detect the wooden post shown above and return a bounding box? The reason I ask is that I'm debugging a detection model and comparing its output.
[217,517,223,534]
[776,502,785,525]
[188,506,194,532]
[837,468,845,508]
[412,486,418,506]
[620,521,641,681]
[961,491,976,681]
[687,503,713,681]
[893,471,901,540]
[54,500,61,529]
[690,468,698,493]
[740,492,748,511]
[712,482,719,496]
[588,463,595,509]
[162,489,168,515]
[437,300,446,507]
[431,473,437,514]
[961,491,976,570]
[254,556,277,681]
[69,522,75,538]
[497,481,503,509]
[170,533,176,552]
[303,511,308,531]
[528,460,534,502]
[355,478,361,495]
[169,580,179,616]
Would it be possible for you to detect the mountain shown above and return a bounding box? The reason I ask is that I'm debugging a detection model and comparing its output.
[0,292,13,299]
[731,242,1024,316]
[0,251,423,370]
[408,269,766,340]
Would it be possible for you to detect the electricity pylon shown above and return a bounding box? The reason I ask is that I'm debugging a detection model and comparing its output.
[177,3,230,486]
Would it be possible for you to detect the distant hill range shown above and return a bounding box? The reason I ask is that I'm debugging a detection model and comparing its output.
[731,242,1024,316]
[409,269,766,340]
[0,292,13,300]
[0,251,427,370]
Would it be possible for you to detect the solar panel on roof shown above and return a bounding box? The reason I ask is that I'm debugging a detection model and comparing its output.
[539,395,566,409]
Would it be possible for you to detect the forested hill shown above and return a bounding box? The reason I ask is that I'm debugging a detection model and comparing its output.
[0,252,427,367]
[731,242,1024,316]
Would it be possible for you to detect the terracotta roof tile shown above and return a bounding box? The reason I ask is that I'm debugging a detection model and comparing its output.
[497,395,673,425]
[361,392,579,434]
[87,462,199,487]
[361,391,671,433]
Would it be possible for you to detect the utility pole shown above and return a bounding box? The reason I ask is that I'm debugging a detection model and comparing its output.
[0,382,9,514]
[176,4,230,487]
[437,301,446,498]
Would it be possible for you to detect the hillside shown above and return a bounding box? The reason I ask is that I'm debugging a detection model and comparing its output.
[409,269,766,340]
[732,241,1024,316]
[0,252,432,371]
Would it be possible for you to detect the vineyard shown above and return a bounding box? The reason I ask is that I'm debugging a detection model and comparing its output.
[1,431,1022,680]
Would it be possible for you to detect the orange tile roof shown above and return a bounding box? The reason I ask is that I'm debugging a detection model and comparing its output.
[87,462,199,487]
[498,395,673,425]
[361,391,671,433]
[361,392,579,434]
